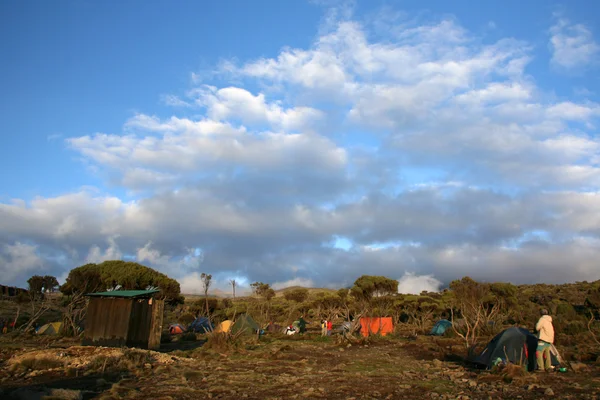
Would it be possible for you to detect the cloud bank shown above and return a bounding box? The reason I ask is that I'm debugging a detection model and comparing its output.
[2,5,600,292]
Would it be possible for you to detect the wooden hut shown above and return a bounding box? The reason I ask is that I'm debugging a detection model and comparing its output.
[82,289,164,350]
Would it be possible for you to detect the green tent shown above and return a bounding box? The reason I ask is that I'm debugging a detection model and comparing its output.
[231,314,260,335]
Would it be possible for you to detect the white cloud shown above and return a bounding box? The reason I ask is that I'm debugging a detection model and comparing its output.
[397,272,442,294]
[549,17,599,70]
[0,242,44,283]
[3,6,600,289]
[190,86,325,132]
[85,237,122,264]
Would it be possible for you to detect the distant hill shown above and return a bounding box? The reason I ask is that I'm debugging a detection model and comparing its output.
[182,285,338,302]
[274,286,338,297]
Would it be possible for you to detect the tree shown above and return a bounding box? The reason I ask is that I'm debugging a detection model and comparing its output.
[250,282,276,321]
[250,282,272,298]
[201,273,212,317]
[449,277,500,352]
[284,288,309,303]
[61,261,183,304]
[59,267,104,335]
[42,276,59,293]
[350,275,398,302]
[229,279,237,299]
[20,275,60,332]
[27,275,45,300]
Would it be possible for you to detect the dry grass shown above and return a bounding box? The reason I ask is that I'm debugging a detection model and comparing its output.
[87,349,155,374]
[9,356,64,373]
[182,369,204,381]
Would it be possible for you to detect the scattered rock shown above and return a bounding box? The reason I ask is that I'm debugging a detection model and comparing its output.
[527,384,539,391]
[144,363,152,369]
[398,384,411,389]
[544,388,555,396]
[430,393,439,398]
[468,380,478,388]
[433,359,443,368]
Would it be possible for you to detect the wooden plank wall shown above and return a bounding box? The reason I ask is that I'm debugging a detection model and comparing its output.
[148,299,164,350]
[126,299,153,348]
[83,298,132,347]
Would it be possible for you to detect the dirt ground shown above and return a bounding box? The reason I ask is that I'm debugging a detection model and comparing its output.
[1,333,599,400]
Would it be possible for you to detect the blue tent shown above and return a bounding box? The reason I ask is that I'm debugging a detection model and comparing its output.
[429,319,452,336]
[188,317,213,333]
[475,327,560,371]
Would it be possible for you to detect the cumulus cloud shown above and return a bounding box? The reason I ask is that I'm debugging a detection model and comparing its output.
[549,17,599,70]
[0,243,45,283]
[397,272,443,295]
[2,5,600,289]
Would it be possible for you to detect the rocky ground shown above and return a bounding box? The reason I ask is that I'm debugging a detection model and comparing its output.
[0,333,599,400]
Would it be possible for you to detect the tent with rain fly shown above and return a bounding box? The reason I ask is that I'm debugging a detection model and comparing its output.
[37,322,63,335]
[475,327,560,371]
[429,319,452,336]
[188,317,213,333]
[231,314,260,335]
[169,324,186,334]
[359,317,394,337]
[215,320,233,333]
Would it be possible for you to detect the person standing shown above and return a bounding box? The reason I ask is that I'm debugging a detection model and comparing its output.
[327,320,333,336]
[535,309,555,372]
[298,316,307,334]
[321,320,327,336]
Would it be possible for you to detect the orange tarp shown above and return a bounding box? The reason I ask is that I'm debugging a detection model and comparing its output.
[359,317,394,337]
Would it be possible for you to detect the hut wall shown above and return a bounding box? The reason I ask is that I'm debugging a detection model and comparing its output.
[148,299,164,350]
[126,299,153,348]
[83,296,164,350]
[83,298,133,347]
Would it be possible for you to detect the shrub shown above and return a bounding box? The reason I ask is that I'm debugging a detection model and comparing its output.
[203,332,247,352]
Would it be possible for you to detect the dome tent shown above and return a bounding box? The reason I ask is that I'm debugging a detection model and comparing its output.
[429,319,452,336]
[475,327,560,371]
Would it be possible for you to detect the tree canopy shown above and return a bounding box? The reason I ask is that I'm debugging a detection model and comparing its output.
[351,275,398,301]
[60,260,183,304]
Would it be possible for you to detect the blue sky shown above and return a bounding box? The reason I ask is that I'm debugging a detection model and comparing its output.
[1,0,600,294]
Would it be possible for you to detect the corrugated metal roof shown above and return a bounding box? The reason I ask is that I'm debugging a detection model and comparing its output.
[86,289,160,298]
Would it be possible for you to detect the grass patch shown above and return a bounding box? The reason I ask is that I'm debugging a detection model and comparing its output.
[9,356,64,373]
[183,369,204,381]
[87,349,156,374]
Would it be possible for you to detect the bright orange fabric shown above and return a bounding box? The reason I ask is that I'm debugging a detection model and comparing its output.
[359,317,394,337]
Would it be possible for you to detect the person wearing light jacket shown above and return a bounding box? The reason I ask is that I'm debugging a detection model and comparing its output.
[535,309,555,371]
